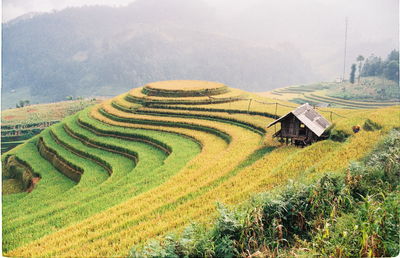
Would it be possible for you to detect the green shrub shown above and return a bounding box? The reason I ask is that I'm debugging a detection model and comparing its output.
[326,124,350,142]
[314,191,400,257]
[363,119,383,131]
[215,236,237,258]
[329,129,350,142]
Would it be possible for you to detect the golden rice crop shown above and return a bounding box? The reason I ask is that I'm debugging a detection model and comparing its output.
[127,87,245,102]
[21,140,348,256]
[145,80,226,91]
[8,101,265,256]
[5,83,399,257]
[60,114,397,257]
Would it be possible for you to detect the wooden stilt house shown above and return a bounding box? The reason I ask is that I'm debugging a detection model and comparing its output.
[267,103,331,146]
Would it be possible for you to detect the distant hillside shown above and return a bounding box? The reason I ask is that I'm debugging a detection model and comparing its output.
[259,76,400,109]
[2,0,314,109]
[1,98,102,153]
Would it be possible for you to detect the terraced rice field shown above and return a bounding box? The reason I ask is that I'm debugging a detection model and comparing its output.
[1,99,102,154]
[2,80,399,257]
[300,93,399,109]
[271,84,330,95]
[264,82,399,109]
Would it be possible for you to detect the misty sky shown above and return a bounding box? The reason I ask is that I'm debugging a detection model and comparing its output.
[2,0,398,80]
[4,0,398,23]
[2,0,133,22]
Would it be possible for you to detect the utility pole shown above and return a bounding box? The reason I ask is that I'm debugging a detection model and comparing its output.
[247,99,252,113]
[274,102,278,134]
[342,17,348,82]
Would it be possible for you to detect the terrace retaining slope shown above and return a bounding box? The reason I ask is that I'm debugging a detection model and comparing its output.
[37,137,82,182]
[2,155,40,192]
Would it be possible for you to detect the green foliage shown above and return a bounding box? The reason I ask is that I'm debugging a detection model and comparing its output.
[313,190,399,257]
[130,224,215,258]
[314,49,399,102]
[215,235,237,258]
[384,60,399,82]
[307,129,400,257]
[361,50,399,83]
[361,55,383,77]
[16,100,30,108]
[328,126,350,142]
[350,64,356,84]
[329,76,400,101]
[213,203,242,256]
[363,119,382,131]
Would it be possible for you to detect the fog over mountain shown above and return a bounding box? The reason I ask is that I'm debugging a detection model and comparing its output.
[211,0,398,79]
[2,0,398,108]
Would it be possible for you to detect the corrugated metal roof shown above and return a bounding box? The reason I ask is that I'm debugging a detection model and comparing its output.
[267,103,331,137]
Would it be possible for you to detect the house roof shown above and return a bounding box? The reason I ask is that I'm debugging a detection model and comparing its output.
[267,103,331,137]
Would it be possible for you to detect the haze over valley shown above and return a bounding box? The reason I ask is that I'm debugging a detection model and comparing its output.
[2,0,398,108]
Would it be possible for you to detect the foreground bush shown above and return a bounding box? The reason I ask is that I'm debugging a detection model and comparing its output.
[130,129,400,257]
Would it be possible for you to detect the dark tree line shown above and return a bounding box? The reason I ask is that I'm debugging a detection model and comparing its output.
[16,100,30,108]
[358,50,399,83]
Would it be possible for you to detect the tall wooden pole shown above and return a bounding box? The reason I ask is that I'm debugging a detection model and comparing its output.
[274,103,278,134]
[342,17,348,82]
[247,99,252,113]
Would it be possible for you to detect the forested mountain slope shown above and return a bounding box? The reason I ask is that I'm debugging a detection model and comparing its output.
[2,0,313,109]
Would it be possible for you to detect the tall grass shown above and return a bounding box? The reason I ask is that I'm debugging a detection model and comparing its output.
[130,129,400,257]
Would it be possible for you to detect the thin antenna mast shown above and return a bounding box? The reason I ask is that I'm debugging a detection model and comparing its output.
[342,17,348,82]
